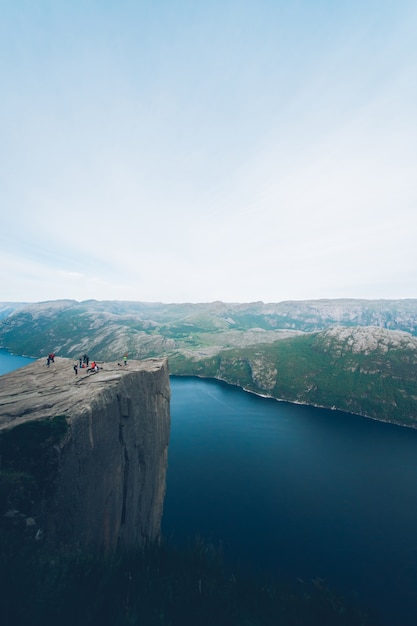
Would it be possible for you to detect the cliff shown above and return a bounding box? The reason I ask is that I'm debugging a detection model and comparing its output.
[0,357,171,553]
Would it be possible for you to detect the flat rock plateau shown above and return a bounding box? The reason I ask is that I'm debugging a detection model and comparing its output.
[0,356,167,430]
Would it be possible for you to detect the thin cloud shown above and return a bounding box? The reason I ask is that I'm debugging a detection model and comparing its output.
[1,1,416,302]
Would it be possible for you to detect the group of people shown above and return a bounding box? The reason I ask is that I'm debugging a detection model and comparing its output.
[72,353,128,375]
[45,350,110,376]
[73,355,98,375]
[80,354,90,367]
[47,351,130,376]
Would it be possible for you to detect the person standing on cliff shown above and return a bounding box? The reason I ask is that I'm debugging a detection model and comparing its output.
[73,364,78,375]
[123,354,128,366]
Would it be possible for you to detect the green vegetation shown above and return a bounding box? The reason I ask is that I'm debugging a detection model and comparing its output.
[0,416,68,517]
[0,536,376,626]
[174,333,417,426]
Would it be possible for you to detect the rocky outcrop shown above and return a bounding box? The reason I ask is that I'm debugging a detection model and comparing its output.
[0,357,171,553]
[317,325,417,356]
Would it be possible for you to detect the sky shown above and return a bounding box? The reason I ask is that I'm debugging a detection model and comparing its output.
[1,0,416,304]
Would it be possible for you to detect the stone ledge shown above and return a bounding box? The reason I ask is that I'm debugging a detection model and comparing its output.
[0,357,168,431]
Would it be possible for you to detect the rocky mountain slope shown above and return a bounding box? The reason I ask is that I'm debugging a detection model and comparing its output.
[1,299,416,427]
[1,298,416,358]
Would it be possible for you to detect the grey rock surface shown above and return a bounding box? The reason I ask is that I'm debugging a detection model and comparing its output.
[0,357,171,553]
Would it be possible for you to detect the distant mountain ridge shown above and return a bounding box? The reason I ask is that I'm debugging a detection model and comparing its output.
[1,298,416,427]
[0,302,28,321]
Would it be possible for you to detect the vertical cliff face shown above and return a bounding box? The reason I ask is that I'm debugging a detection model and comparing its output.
[0,357,171,553]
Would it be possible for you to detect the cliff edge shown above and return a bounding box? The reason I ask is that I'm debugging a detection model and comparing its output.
[0,357,171,553]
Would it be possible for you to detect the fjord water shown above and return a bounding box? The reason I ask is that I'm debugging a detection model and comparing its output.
[163,377,417,626]
[0,348,35,375]
[2,351,416,624]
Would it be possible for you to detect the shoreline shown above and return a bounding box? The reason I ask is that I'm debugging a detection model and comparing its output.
[170,373,417,431]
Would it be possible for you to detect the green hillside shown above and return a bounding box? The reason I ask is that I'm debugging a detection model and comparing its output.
[170,328,417,427]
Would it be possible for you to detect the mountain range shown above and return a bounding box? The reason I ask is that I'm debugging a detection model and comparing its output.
[1,298,416,428]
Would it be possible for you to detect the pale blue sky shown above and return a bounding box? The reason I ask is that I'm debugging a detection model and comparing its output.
[1,0,416,303]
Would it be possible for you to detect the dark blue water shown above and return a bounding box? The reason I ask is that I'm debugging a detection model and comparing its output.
[0,348,35,375]
[162,376,417,626]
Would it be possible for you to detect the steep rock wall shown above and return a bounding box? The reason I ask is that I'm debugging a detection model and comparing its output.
[0,357,171,553]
